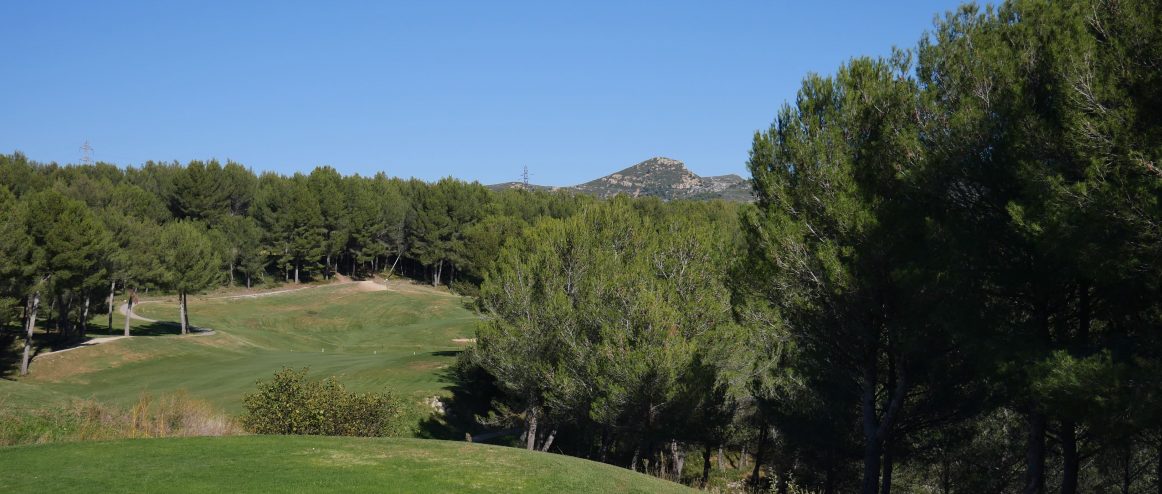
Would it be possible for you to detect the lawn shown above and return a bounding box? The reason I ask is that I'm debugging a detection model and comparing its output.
[13,281,478,412]
[0,435,693,493]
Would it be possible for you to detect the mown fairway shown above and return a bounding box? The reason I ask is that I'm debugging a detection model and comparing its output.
[16,281,477,412]
[0,436,693,493]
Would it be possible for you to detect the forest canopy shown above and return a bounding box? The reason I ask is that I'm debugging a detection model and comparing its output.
[1,0,1160,492]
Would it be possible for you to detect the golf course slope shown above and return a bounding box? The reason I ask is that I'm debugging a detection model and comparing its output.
[0,436,694,493]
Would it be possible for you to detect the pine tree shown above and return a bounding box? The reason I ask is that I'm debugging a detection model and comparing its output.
[0,186,33,329]
[158,221,220,334]
[308,166,349,279]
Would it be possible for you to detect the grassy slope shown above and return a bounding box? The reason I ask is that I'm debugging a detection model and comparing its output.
[0,379,72,411]
[0,436,693,493]
[17,282,477,412]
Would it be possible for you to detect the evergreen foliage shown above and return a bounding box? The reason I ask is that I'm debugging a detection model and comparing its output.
[1,0,1160,490]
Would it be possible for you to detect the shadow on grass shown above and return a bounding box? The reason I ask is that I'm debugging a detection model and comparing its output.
[413,349,509,443]
[0,319,189,378]
[85,321,184,337]
[0,328,91,378]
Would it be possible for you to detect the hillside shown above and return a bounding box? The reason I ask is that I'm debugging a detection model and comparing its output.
[489,157,753,202]
[11,280,475,412]
[0,436,694,493]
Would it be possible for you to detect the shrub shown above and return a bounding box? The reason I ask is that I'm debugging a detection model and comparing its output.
[241,367,404,437]
[448,279,480,298]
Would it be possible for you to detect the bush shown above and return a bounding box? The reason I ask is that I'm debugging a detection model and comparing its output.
[446,279,479,298]
[241,367,404,437]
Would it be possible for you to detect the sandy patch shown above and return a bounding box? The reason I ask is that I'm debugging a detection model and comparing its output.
[354,280,388,292]
[381,279,460,297]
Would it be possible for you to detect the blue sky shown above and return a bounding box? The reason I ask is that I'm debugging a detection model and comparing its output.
[1,1,969,185]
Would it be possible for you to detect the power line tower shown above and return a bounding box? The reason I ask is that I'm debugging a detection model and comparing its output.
[521,165,530,189]
[80,140,93,166]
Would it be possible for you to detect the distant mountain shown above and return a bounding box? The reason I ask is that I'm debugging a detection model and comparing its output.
[488,157,753,202]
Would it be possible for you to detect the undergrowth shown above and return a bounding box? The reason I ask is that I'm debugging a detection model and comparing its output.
[0,391,241,446]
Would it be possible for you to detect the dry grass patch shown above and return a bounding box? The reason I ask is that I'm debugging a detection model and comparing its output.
[0,391,241,446]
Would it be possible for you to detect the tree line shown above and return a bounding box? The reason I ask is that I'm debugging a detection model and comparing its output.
[467,1,1162,492]
[0,154,591,375]
[1,0,1159,491]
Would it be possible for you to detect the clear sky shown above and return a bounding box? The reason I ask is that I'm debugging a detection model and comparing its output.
[1,1,969,186]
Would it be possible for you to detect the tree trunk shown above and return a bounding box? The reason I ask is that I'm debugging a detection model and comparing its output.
[294,262,300,284]
[46,298,54,333]
[57,293,71,339]
[325,254,331,280]
[671,440,685,481]
[540,428,558,452]
[861,367,884,494]
[525,408,538,451]
[124,289,135,337]
[751,423,768,485]
[229,260,235,286]
[631,444,641,472]
[20,292,40,376]
[741,444,748,470]
[701,444,713,487]
[388,255,401,279]
[643,441,654,476]
[598,428,611,463]
[246,273,252,289]
[179,292,188,335]
[1061,420,1079,494]
[718,445,725,471]
[80,294,90,338]
[881,352,898,494]
[881,443,895,494]
[107,279,116,330]
[1024,411,1047,494]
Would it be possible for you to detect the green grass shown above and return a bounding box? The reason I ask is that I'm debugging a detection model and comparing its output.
[16,282,478,412]
[0,379,72,411]
[0,436,693,493]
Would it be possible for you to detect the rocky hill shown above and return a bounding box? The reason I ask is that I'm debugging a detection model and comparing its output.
[489,157,752,202]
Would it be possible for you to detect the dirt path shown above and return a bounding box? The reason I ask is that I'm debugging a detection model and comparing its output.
[203,281,359,300]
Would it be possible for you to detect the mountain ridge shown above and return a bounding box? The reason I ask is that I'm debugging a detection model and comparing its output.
[489,157,753,202]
